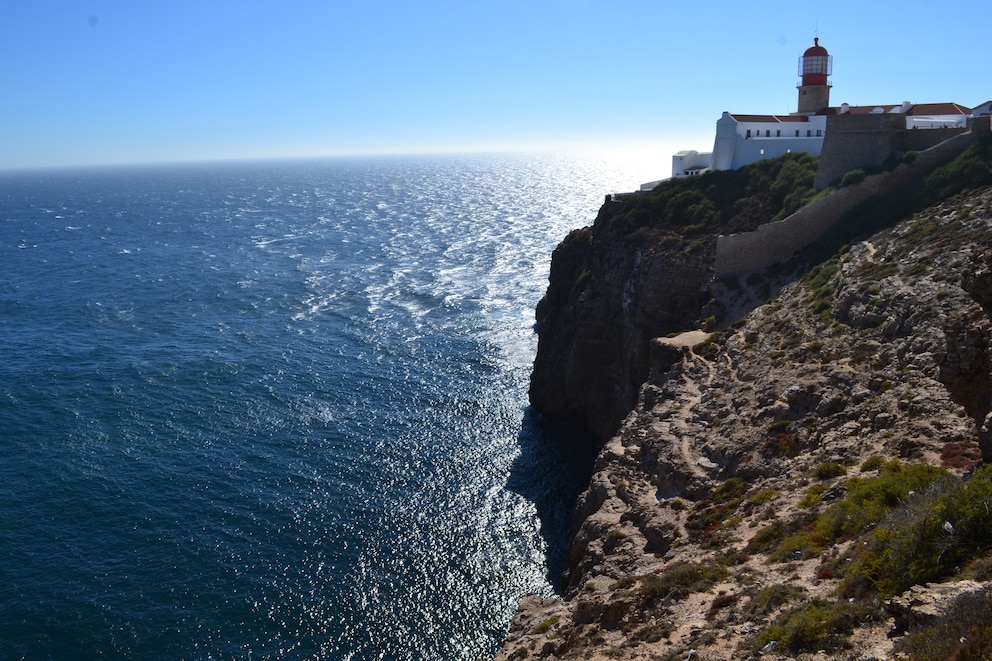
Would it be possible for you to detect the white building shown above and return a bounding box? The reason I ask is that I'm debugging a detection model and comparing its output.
[671,150,712,178]
[709,112,826,171]
[644,38,977,190]
[646,38,833,189]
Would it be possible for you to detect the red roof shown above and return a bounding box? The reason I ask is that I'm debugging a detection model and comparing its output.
[906,102,971,116]
[818,102,972,116]
[818,105,898,116]
[803,37,828,57]
[729,114,810,123]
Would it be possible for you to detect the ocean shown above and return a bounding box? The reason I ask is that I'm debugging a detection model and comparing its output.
[0,153,653,659]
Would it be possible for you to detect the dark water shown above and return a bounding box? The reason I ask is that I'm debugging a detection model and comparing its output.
[0,153,649,659]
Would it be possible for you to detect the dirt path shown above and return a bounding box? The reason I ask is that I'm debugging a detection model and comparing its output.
[657,330,712,348]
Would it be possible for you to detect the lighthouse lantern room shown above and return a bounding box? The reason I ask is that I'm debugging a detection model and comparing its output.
[796,37,832,114]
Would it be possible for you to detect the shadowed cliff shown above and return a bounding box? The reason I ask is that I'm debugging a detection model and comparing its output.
[529,153,821,443]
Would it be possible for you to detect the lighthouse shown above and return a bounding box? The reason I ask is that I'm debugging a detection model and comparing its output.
[651,35,975,189]
[797,37,832,114]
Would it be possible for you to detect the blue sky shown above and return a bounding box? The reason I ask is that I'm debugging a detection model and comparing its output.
[2,1,989,171]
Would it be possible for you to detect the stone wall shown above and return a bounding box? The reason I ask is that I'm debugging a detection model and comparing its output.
[814,113,969,189]
[814,114,906,189]
[714,118,989,276]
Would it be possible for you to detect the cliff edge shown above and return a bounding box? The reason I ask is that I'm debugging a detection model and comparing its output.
[503,143,992,660]
[529,153,824,443]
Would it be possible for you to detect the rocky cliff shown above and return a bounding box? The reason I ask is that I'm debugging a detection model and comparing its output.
[528,208,715,443]
[502,145,992,660]
[529,153,823,443]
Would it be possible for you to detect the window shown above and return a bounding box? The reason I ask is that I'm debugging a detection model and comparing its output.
[776,130,781,137]
[795,130,800,136]
[746,129,751,138]
[817,129,822,137]
[807,130,812,137]
[766,130,771,137]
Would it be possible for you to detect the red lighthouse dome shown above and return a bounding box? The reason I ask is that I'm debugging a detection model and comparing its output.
[799,37,832,86]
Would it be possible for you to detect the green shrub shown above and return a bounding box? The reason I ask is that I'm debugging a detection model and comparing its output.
[744,584,807,617]
[966,556,992,582]
[604,529,627,552]
[803,261,839,291]
[618,151,820,237]
[708,477,750,503]
[811,462,847,480]
[840,169,866,187]
[923,139,992,200]
[770,463,948,563]
[746,519,787,554]
[767,420,791,434]
[763,432,801,458]
[753,598,866,653]
[815,463,946,543]
[625,226,663,245]
[686,478,749,542]
[531,616,559,634]
[860,456,886,472]
[798,484,826,509]
[631,621,673,643]
[842,465,992,598]
[768,529,823,562]
[639,561,728,606]
[747,488,780,506]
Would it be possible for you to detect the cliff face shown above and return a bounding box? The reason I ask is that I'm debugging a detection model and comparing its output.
[529,153,827,444]
[528,201,716,443]
[501,183,992,660]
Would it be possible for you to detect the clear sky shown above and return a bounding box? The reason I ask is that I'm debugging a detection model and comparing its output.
[2,0,989,171]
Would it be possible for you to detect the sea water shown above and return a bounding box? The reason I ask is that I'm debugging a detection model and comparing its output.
[0,153,653,659]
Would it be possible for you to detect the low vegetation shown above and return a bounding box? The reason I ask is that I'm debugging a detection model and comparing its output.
[686,478,749,544]
[750,463,992,654]
[803,137,992,266]
[923,139,992,201]
[840,464,992,599]
[617,152,821,238]
[897,587,992,661]
[767,462,948,562]
[637,561,729,606]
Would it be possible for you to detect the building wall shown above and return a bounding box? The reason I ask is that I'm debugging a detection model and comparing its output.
[726,136,824,170]
[711,112,826,171]
[813,113,969,189]
[671,150,713,178]
[731,117,826,140]
[711,114,738,171]
[899,126,970,152]
[797,84,831,114]
[813,114,904,189]
[714,183,879,276]
[714,119,989,276]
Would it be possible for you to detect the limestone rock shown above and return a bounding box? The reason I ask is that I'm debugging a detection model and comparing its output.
[498,185,992,660]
